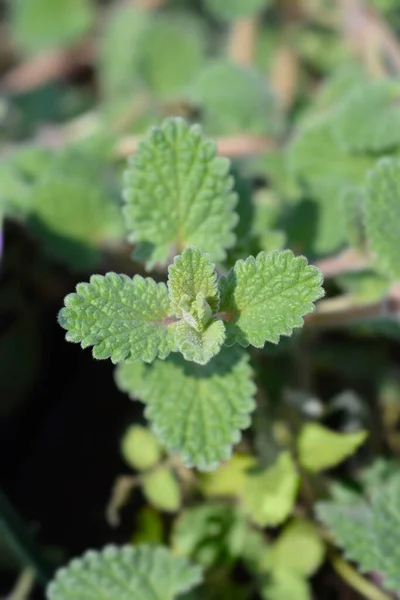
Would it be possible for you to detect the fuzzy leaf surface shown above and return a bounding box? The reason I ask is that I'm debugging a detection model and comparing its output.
[123,118,238,268]
[332,80,400,152]
[365,157,400,279]
[59,274,175,364]
[46,544,202,600]
[174,320,226,365]
[115,347,256,471]
[219,250,324,348]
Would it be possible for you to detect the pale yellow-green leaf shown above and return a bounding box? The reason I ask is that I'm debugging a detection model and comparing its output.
[262,569,311,600]
[121,425,162,471]
[241,452,299,527]
[200,454,256,498]
[142,466,181,513]
[298,423,367,473]
[269,518,325,577]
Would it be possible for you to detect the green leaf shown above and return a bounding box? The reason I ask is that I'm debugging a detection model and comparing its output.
[241,452,300,527]
[123,117,238,268]
[29,173,123,270]
[289,114,374,254]
[58,274,175,364]
[200,454,256,498]
[261,570,311,600]
[140,14,206,97]
[121,425,162,471]
[174,319,226,365]
[269,519,325,577]
[98,5,149,106]
[142,466,181,512]
[168,248,220,317]
[46,544,202,600]
[204,0,270,20]
[188,60,281,136]
[364,157,400,279]
[114,347,256,471]
[219,250,324,348]
[172,504,246,568]
[11,0,93,54]
[298,423,367,472]
[332,79,400,153]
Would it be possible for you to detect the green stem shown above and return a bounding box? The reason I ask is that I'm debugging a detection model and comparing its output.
[0,488,54,586]
[330,552,393,600]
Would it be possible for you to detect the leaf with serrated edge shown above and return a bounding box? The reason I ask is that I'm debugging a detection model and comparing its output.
[365,157,400,280]
[219,250,324,348]
[58,273,175,364]
[123,117,238,268]
[168,247,219,316]
[175,319,225,365]
[298,423,367,473]
[46,544,202,600]
[115,347,256,471]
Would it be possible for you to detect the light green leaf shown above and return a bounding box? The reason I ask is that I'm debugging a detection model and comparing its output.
[289,114,374,254]
[298,423,367,472]
[332,79,400,152]
[241,452,300,527]
[269,519,325,577]
[188,60,281,136]
[262,569,311,600]
[46,544,202,600]
[142,466,181,512]
[364,157,400,279]
[11,0,93,54]
[123,117,238,268]
[58,274,175,364]
[98,4,149,105]
[140,14,206,96]
[168,248,220,317]
[200,454,256,498]
[219,250,324,348]
[114,347,256,471]
[174,319,226,365]
[172,504,245,568]
[204,0,270,20]
[30,174,123,270]
[121,425,162,471]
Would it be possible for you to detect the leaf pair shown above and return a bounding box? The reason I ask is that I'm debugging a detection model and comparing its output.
[59,247,324,366]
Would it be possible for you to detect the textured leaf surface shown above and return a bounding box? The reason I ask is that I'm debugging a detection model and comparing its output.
[332,80,400,152]
[298,423,367,472]
[174,319,226,365]
[168,248,219,317]
[59,274,175,364]
[46,544,202,600]
[204,0,270,20]
[115,348,256,471]
[121,425,162,471]
[317,476,400,589]
[123,118,238,268]
[142,467,181,512]
[219,250,324,348]
[241,452,300,527]
[364,157,400,279]
[188,61,280,136]
[11,0,93,53]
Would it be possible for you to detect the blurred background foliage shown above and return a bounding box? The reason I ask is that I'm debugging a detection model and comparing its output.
[2,0,400,599]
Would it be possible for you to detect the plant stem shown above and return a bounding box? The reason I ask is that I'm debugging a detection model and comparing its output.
[330,552,393,600]
[0,488,54,586]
